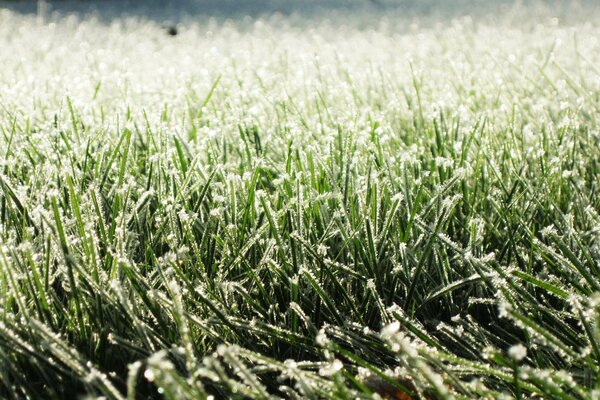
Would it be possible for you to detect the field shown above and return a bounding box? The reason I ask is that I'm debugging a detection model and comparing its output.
[1,1,600,398]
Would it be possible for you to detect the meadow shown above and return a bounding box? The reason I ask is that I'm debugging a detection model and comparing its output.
[0,1,599,398]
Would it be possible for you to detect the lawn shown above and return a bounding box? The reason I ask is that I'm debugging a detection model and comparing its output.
[0,1,599,398]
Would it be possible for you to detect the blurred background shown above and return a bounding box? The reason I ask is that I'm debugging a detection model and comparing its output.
[1,0,596,24]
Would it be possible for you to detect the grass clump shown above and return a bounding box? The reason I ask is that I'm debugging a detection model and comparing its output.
[1,3,600,399]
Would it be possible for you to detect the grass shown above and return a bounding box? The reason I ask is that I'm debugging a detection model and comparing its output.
[0,3,600,399]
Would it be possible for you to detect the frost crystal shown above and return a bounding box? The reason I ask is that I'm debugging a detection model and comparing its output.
[508,344,527,361]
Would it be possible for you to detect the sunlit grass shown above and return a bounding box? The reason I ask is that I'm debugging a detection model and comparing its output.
[0,3,599,399]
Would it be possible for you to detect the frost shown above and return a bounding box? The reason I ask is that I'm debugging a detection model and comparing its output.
[508,344,527,361]
[144,368,156,382]
[381,321,400,339]
[318,359,343,377]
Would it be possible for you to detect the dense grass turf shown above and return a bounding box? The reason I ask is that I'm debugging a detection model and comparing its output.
[0,3,599,399]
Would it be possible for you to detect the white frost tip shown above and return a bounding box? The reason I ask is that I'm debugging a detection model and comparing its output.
[319,359,343,377]
[508,344,527,361]
[144,368,156,382]
[381,321,400,339]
